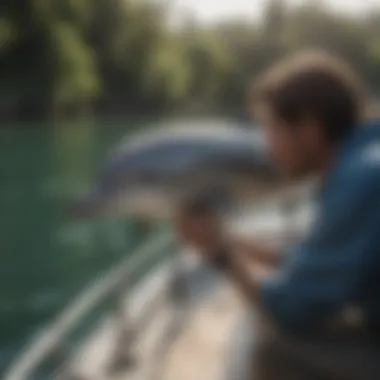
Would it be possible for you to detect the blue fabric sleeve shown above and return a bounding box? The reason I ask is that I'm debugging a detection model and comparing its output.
[258,162,380,334]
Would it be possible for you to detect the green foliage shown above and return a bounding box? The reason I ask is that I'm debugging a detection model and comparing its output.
[51,21,99,106]
[2,0,380,122]
[0,17,16,54]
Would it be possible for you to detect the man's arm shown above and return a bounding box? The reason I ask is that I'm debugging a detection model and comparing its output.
[175,206,279,301]
[211,159,380,334]
[210,244,262,302]
[256,164,380,334]
[204,235,282,304]
[230,237,281,268]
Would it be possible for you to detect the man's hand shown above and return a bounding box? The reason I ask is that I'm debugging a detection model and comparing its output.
[173,205,275,304]
[174,205,279,268]
[174,206,226,256]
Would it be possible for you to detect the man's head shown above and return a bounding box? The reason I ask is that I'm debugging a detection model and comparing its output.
[250,50,367,178]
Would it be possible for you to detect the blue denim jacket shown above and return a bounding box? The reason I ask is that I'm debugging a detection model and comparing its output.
[258,120,380,334]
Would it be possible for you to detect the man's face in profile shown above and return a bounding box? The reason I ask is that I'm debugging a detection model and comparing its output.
[254,104,322,178]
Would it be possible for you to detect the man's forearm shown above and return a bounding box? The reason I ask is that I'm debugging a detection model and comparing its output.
[211,244,263,305]
[226,254,261,304]
[203,234,279,304]
[230,236,281,268]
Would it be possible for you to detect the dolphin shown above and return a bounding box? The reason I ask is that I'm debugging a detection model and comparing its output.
[71,123,280,219]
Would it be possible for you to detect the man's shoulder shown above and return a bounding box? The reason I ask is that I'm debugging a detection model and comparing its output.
[334,139,380,189]
[314,136,380,221]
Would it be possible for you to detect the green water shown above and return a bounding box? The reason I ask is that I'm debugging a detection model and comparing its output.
[0,120,161,374]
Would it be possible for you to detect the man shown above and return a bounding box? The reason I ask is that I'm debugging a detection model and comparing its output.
[175,50,380,379]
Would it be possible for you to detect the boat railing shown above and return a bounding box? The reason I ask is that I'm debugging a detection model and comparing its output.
[4,179,316,380]
[3,229,179,380]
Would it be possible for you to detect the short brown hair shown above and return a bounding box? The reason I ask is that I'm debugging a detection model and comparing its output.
[251,50,366,142]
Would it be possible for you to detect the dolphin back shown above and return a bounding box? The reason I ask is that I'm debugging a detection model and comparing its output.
[103,126,271,179]
[72,124,277,218]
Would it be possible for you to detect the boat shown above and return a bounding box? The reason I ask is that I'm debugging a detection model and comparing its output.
[3,181,315,380]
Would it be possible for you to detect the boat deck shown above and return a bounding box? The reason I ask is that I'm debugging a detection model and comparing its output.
[161,283,243,380]
[65,251,247,380]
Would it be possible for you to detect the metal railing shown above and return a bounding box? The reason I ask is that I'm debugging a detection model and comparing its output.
[4,180,316,380]
[4,229,178,380]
